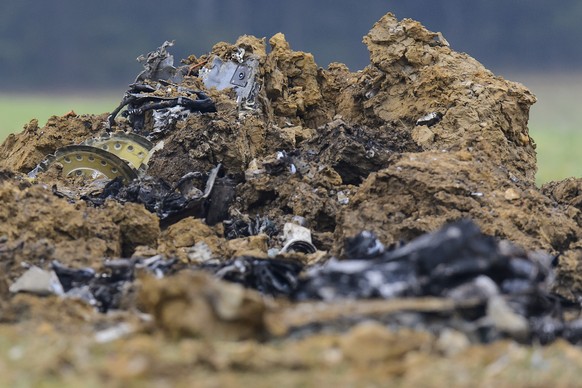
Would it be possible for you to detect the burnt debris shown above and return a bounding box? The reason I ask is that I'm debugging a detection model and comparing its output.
[202,257,304,297]
[83,164,236,227]
[294,220,549,300]
[48,257,176,312]
[107,83,216,134]
[12,219,577,345]
[287,220,582,344]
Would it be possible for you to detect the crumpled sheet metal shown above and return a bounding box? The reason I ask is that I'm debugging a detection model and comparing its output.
[200,54,260,107]
[135,40,186,84]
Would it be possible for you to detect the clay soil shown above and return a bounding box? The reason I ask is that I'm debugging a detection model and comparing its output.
[2,13,582,386]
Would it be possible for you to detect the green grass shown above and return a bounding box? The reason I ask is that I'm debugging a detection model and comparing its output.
[0,93,118,138]
[0,74,580,185]
[510,73,582,185]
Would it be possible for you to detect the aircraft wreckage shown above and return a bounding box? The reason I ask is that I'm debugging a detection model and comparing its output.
[3,13,582,385]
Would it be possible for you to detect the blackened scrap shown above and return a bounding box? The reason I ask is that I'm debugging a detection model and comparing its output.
[202,257,304,297]
[51,261,95,291]
[206,176,237,226]
[295,220,553,300]
[123,176,204,225]
[344,231,386,260]
[82,166,230,227]
[52,257,176,312]
[295,259,419,300]
[134,40,189,84]
[107,83,216,132]
[108,177,180,217]
[81,176,186,217]
[224,216,278,240]
[290,220,576,344]
[103,256,177,279]
[89,277,127,313]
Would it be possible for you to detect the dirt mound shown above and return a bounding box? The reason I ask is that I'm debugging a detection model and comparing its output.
[337,150,578,253]
[0,12,581,385]
[0,113,112,172]
[0,177,160,276]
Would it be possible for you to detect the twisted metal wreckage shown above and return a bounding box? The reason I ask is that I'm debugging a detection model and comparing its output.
[19,42,582,346]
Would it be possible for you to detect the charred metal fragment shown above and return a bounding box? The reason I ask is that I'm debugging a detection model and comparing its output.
[206,176,237,226]
[107,84,216,133]
[343,230,385,260]
[293,220,553,307]
[224,216,278,240]
[202,257,304,297]
[51,261,96,291]
[82,165,223,227]
[51,258,176,312]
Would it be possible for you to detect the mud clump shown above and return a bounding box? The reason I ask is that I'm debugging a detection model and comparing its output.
[0,178,160,276]
[138,271,266,340]
[0,113,111,173]
[337,150,578,254]
[1,12,582,386]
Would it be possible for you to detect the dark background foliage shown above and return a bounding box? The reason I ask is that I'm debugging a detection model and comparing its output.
[0,0,577,90]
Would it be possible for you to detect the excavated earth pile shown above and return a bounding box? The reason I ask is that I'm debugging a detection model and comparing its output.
[2,12,582,386]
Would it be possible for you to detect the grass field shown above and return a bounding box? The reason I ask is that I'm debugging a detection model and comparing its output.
[0,93,118,137]
[0,74,580,185]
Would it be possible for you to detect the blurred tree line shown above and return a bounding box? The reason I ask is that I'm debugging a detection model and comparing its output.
[0,0,580,91]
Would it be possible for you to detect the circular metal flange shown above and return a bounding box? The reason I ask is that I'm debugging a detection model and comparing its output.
[45,145,138,183]
[82,132,153,170]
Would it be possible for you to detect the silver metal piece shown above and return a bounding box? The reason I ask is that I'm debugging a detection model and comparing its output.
[151,105,191,135]
[82,132,153,171]
[200,55,260,107]
[416,112,443,127]
[280,222,317,254]
[41,145,139,183]
[233,47,245,63]
[135,40,184,83]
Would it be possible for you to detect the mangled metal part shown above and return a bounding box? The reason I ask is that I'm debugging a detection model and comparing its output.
[134,40,187,83]
[107,83,216,133]
[293,220,554,302]
[86,164,226,227]
[107,42,219,132]
[203,257,304,297]
[224,216,278,240]
[51,258,176,312]
[34,145,139,183]
[200,55,260,108]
